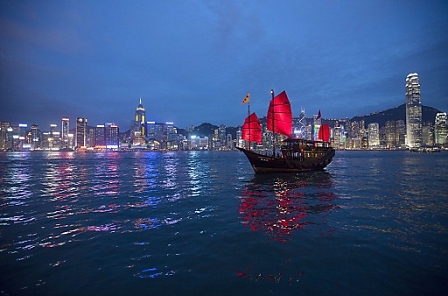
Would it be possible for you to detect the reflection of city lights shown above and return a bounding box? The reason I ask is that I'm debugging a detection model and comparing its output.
[239,173,336,241]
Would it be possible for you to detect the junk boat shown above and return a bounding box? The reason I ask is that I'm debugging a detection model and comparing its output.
[237,90,335,174]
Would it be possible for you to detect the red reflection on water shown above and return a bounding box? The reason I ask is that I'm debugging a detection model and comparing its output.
[239,173,336,242]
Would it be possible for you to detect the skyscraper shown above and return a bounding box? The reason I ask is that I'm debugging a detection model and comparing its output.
[134,98,146,138]
[368,123,380,148]
[105,123,119,149]
[95,124,106,147]
[31,124,40,150]
[405,73,422,148]
[75,117,87,149]
[61,118,70,148]
[434,112,447,145]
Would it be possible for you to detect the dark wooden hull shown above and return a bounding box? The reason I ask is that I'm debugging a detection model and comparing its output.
[237,147,335,174]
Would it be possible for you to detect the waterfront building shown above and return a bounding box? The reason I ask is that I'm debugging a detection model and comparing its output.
[219,124,227,148]
[132,98,147,146]
[396,120,406,148]
[48,124,60,149]
[368,123,380,148]
[95,124,106,147]
[189,135,208,150]
[61,118,70,148]
[422,125,434,147]
[236,128,242,148]
[333,125,342,149]
[405,73,422,148]
[313,113,321,141]
[105,123,119,149]
[0,121,11,150]
[41,132,50,150]
[226,134,233,150]
[86,127,94,148]
[434,112,447,146]
[385,121,396,148]
[348,121,361,149]
[30,124,40,150]
[75,117,87,149]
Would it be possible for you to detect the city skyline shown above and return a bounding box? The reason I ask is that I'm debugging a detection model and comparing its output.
[1,1,447,129]
[0,94,444,133]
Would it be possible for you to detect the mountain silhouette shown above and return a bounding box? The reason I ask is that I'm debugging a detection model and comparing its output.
[350,104,442,127]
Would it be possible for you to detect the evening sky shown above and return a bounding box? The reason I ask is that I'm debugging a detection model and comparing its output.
[1,0,447,130]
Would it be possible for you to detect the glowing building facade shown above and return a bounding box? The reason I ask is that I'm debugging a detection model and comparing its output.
[61,118,70,148]
[134,98,146,138]
[368,123,380,148]
[405,73,422,148]
[435,112,447,145]
[75,117,87,149]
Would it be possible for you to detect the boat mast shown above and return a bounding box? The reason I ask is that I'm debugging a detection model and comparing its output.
[270,89,275,157]
[247,99,251,150]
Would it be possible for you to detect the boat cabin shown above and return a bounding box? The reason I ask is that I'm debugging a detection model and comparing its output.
[280,138,332,160]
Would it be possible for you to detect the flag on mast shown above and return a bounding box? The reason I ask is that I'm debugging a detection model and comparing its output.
[242,92,250,104]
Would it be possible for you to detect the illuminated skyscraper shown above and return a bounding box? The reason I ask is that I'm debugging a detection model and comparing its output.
[435,112,447,145]
[405,73,422,148]
[134,98,146,138]
[0,121,11,150]
[75,117,87,149]
[368,123,380,148]
[31,124,40,150]
[105,123,119,149]
[61,118,70,148]
[95,124,106,147]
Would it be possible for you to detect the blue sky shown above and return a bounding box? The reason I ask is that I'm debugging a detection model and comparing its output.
[1,0,447,130]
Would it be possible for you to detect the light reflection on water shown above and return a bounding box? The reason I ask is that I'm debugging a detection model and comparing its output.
[0,150,447,295]
[238,172,337,242]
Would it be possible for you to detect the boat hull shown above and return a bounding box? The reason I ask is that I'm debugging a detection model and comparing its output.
[237,147,335,174]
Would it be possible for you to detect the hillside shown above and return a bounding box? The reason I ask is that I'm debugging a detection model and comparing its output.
[350,104,442,127]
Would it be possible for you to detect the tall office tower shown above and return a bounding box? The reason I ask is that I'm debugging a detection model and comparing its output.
[31,124,40,150]
[405,73,422,148]
[105,123,119,149]
[61,118,70,148]
[333,121,342,149]
[396,120,406,147]
[219,124,226,146]
[50,124,57,136]
[434,112,447,145]
[368,123,380,148]
[75,117,87,149]
[226,134,233,150]
[0,121,11,150]
[134,98,146,138]
[95,124,106,147]
[313,113,322,141]
[422,125,434,147]
[385,121,397,148]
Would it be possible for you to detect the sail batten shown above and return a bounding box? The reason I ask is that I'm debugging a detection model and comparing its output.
[242,112,262,144]
[318,123,330,142]
[266,91,292,137]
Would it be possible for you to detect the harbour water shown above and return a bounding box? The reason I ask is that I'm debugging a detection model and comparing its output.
[1,150,447,295]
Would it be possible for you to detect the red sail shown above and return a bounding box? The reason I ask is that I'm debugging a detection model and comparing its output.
[266,91,292,137]
[318,123,330,142]
[242,112,262,144]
